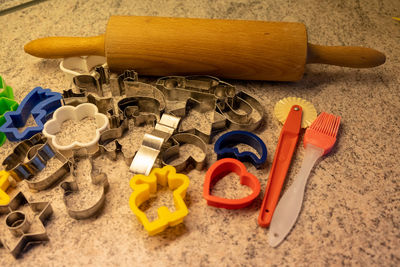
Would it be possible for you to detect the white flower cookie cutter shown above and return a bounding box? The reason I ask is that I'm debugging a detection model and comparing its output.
[43,103,109,157]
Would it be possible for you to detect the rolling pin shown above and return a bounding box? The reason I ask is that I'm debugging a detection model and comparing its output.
[24,16,385,81]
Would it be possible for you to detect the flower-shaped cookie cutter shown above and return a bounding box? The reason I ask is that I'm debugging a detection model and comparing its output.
[43,103,109,157]
[129,165,190,235]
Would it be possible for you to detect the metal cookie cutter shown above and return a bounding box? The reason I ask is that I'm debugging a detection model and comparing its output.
[162,133,208,172]
[109,69,138,96]
[0,191,53,258]
[0,97,19,146]
[2,133,71,190]
[118,96,163,125]
[156,75,236,105]
[129,113,181,175]
[2,133,47,181]
[0,87,62,142]
[124,81,166,111]
[24,142,71,191]
[98,115,129,161]
[203,158,261,209]
[60,56,108,95]
[216,91,264,131]
[62,89,115,115]
[129,165,190,235]
[60,152,109,220]
[171,97,226,143]
[214,130,268,169]
[43,103,109,158]
[0,170,11,205]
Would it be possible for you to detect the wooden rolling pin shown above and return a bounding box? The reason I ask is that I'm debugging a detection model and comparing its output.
[24,16,385,81]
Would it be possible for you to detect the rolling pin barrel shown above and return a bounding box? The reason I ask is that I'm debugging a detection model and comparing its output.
[24,16,386,81]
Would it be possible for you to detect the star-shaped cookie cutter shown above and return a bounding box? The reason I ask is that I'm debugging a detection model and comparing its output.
[129,165,190,235]
[0,87,62,142]
[0,191,53,258]
[0,97,19,146]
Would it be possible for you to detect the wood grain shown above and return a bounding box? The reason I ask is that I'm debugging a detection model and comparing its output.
[105,16,307,81]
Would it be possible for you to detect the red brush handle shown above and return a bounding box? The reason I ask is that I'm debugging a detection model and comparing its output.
[258,105,302,227]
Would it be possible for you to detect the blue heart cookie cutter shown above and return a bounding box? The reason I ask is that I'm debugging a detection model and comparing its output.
[214,130,267,168]
[0,87,62,142]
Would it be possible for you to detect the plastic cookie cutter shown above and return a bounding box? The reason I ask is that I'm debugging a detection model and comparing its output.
[171,97,227,143]
[216,91,264,131]
[258,97,317,227]
[2,133,47,181]
[60,151,109,219]
[0,170,11,205]
[42,103,109,158]
[0,75,15,99]
[129,113,181,175]
[161,133,208,172]
[0,191,53,258]
[62,89,115,115]
[156,75,236,105]
[214,130,268,169]
[60,55,107,82]
[0,87,62,142]
[0,97,19,146]
[203,158,261,209]
[129,165,190,235]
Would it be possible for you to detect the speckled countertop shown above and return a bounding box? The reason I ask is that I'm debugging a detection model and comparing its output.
[0,0,399,266]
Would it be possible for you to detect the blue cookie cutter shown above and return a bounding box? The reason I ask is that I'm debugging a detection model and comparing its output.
[214,130,267,168]
[0,87,62,142]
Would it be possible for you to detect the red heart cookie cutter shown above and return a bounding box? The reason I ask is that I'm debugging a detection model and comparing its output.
[203,158,261,209]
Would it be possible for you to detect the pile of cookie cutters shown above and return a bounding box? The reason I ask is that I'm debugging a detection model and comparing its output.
[1,54,330,256]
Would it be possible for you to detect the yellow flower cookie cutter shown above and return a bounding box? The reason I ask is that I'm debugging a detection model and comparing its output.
[0,170,11,205]
[129,165,189,235]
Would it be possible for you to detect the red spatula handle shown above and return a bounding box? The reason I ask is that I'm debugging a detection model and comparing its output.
[258,105,302,227]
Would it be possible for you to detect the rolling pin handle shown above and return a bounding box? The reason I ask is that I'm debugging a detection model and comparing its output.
[24,35,105,59]
[307,43,386,68]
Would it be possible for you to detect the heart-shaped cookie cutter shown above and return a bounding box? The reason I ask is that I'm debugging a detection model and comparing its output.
[203,158,261,209]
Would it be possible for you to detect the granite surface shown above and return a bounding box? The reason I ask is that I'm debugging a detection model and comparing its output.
[0,0,399,266]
